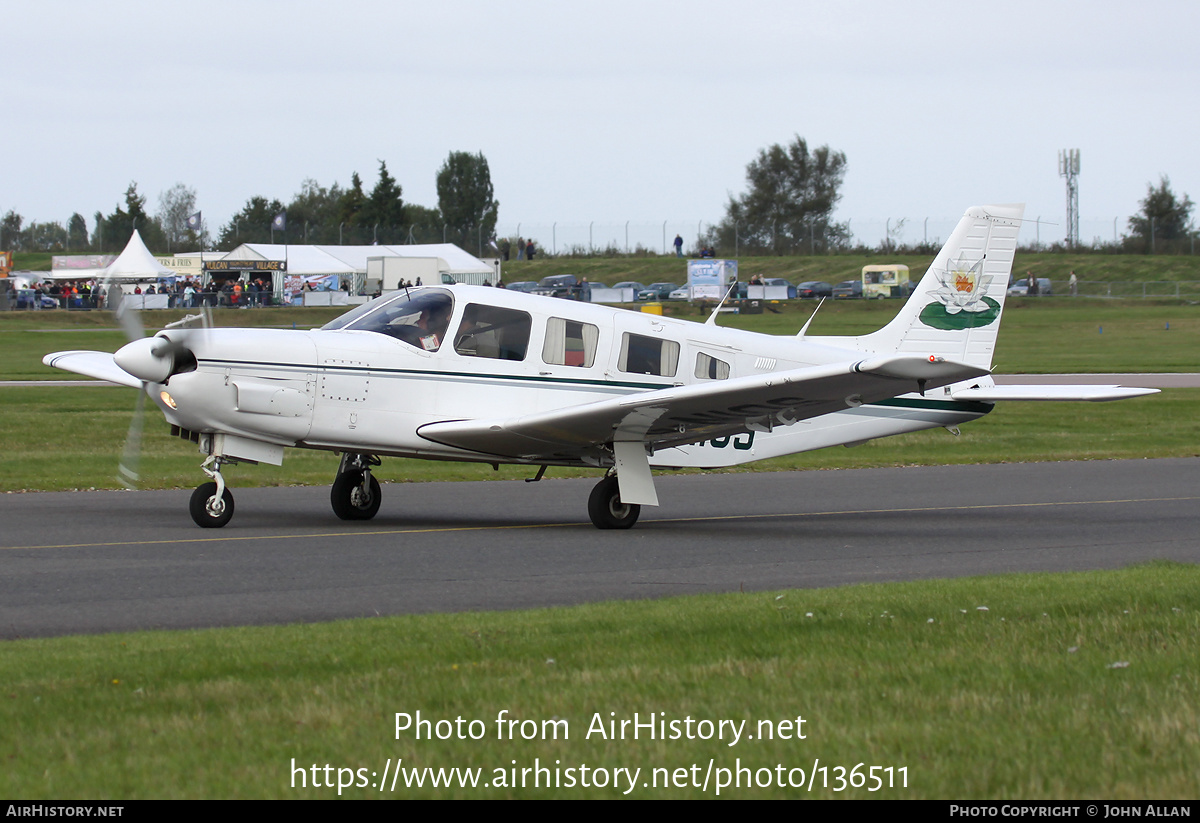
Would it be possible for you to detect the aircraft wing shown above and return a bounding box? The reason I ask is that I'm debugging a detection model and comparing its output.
[418,355,989,462]
[949,384,1159,402]
[42,350,142,389]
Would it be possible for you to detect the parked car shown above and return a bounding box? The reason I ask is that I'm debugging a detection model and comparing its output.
[505,281,539,293]
[1007,278,1053,297]
[832,280,863,299]
[533,274,580,299]
[796,281,833,299]
[637,282,677,301]
[609,281,646,300]
[16,289,59,309]
[668,286,690,300]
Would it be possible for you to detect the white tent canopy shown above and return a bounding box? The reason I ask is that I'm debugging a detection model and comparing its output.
[220,244,356,277]
[87,231,176,282]
[221,243,493,277]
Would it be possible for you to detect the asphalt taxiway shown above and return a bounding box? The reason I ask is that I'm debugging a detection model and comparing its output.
[2,458,1197,639]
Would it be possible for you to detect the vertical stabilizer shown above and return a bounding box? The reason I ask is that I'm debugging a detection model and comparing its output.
[852,204,1024,370]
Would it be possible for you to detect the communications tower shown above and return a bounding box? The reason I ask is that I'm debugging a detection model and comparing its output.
[1058,149,1080,247]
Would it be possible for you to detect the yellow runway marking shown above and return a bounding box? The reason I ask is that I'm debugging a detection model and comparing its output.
[2,521,569,551]
[6,495,1199,552]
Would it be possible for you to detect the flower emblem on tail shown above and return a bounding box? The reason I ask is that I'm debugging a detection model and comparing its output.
[918,253,1001,330]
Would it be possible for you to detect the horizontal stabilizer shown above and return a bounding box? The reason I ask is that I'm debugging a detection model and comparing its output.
[42,350,142,389]
[949,384,1159,402]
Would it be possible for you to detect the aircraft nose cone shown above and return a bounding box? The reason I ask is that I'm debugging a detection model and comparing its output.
[114,337,173,384]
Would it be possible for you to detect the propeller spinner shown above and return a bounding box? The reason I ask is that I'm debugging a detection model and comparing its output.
[114,335,177,384]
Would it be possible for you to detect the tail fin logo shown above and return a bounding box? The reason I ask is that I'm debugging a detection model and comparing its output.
[919,253,1000,330]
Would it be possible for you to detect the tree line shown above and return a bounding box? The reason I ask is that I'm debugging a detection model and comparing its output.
[0,151,499,256]
[1,140,1192,258]
[702,135,1194,255]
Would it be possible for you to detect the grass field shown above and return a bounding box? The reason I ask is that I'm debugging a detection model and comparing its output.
[5,298,1200,378]
[0,385,1191,492]
[2,563,1197,798]
[1,300,1195,491]
[2,298,1197,800]
[492,251,1200,290]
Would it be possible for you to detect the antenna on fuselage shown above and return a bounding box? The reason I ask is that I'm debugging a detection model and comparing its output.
[797,297,826,338]
[704,281,738,326]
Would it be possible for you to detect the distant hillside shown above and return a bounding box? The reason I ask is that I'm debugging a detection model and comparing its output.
[498,253,1200,288]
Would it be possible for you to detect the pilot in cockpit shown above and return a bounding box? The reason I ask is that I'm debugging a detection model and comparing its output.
[407,303,452,351]
[332,288,456,351]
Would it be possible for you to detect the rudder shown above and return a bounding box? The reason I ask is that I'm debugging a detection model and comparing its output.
[854,204,1024,371]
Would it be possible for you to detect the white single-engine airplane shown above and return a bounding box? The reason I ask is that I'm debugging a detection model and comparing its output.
[46,204,1156,529]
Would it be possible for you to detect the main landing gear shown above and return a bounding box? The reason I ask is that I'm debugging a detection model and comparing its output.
[588,474,640,530]
[190,455,235,528]
[331,453,382,521]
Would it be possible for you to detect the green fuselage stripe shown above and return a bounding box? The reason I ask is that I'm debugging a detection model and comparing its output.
[198,358,666,391]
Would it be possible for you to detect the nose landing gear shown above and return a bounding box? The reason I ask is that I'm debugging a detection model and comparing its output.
[190,455,235,528]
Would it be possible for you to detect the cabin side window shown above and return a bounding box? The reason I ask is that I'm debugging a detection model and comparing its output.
[453,304,532,361]
[618,333,679,377]
[694,352,730,380]
[542,318,599,368]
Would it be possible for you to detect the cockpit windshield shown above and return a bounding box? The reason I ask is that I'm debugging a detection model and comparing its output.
[321,288,455,351]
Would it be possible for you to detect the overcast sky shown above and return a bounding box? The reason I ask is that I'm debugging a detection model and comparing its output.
[6,0,1198,248]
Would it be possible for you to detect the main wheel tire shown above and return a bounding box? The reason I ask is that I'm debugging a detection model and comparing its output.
[189,481,234,529]
[587,476,641,530]
[331,471,382,521]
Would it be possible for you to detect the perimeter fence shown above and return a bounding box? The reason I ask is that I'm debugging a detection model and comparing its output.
[22,215,1200,258]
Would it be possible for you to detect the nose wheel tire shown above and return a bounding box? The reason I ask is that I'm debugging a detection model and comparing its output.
[331,471,382,520]
[588,476,641,530]
[190,482,235,528]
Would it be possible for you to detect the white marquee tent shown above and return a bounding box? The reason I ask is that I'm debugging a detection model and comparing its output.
[221,243,494,280]
[48,230,175,282]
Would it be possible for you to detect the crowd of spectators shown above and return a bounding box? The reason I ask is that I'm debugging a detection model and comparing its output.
[11,277,276,310]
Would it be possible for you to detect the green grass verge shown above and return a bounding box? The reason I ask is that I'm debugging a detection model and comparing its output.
[0,299,1192,492]
[492,252,1200,288]
[716,299,1200,373]
[0,307,346,380]
[2,562,1196,798]
[4,301,1198,380]
[0,387,1188,493]
[4,285,1196,801]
